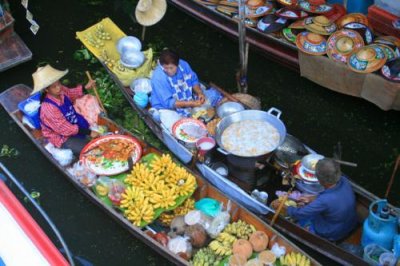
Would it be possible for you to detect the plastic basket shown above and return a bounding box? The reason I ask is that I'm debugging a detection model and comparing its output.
[363,244,390,266]
[18,92,41,129]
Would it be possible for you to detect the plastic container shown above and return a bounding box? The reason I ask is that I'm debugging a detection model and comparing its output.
[374,0,400,16]
[18,92,41,129]
[327,0,374,14]
[379,252,397,266]
[363,243,390,266]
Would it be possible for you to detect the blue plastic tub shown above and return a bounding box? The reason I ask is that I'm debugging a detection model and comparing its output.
[18,92,41,129]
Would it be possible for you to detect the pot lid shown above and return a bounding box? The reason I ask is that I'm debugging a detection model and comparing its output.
[274,134,309,165]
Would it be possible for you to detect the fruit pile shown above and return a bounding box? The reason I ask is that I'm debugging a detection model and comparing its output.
[94,24,111,40]
[121,154,197,226]
[280,252,311,266]
[158,197,195,226]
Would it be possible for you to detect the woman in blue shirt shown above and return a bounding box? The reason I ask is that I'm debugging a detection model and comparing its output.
[150,49,221,116]
[287,158,358,241]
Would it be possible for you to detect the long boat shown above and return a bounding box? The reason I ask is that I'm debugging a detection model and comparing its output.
[109,66,389,265]
[0,84,319,266]
[168,0,299,72]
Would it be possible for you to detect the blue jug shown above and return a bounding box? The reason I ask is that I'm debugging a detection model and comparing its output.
[326,0,373,14]
[361,199,398,250]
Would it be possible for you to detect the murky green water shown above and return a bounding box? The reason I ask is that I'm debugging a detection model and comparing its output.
[1,0,399,265]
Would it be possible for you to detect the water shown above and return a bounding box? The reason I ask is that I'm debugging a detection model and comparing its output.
[1,0,399,265]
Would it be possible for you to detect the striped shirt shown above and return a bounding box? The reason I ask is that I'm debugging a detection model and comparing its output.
[40,85,84,147]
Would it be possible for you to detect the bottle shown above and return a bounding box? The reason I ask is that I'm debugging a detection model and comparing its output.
[380,206,390,219]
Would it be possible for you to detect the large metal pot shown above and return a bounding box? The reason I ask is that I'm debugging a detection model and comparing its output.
[215,107,287,186]
[215,107,287,158]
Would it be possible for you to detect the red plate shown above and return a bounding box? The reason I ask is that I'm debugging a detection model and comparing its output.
[80,134,142,176]
[172,118,207,144]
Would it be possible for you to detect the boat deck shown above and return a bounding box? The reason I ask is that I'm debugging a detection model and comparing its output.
[0,33,32,72]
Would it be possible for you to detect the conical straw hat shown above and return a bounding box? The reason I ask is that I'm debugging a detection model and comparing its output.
[31,64,68,95]
[135,0,167,26]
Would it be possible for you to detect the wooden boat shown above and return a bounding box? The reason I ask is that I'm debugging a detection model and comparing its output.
[0,11,32,72]
[111,69,388,265]
[0,84,319,266]
[0,168,69,266]
[167,0,299,71]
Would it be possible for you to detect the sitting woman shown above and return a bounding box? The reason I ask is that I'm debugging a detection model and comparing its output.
[150,49,222,117]
[32,64,100,155]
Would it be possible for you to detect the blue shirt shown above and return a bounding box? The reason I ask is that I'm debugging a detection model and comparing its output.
[287,177,357,241]
[150,59,200,110]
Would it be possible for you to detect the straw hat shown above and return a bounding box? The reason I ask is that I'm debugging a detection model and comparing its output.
[276,0,298,8]
[282,27,304,43]
[296,32,327,55]
[381,58,400,83]
[343,22,373,44]
[299,0,332,14]
[323,3,346,22]
[257,14,288,33]
[347,45,387,73]
[304,16,337,35]
[289,18,306,29]
[327,29,364,63]
[246,4,273,19]
[216,5,238,16]
[31,64,68,95]
[135,0,167,26]
[375,44,397,61]
[336,13,369,29]
[275,8,308,20]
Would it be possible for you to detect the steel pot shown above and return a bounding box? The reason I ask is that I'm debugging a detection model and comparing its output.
[215,107,287,158]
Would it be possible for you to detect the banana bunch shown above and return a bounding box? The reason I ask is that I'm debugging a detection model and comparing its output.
[209,240,233,256]
[173,171,197,197]
[223,220,256,240]
[84,32,104,48]
[120,186,145,209]
[101,49,116,69]
[149,186,177,209]
[150,154,176,177]
[280,252,311,266]
[216,232,237,246]
[94,24,111,40]
[192,247,223,266]
[124,198,154,226]
[159,197,195,226]
[125,163,155,188]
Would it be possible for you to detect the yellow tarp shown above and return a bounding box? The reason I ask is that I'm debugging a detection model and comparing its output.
[76,17,153,86]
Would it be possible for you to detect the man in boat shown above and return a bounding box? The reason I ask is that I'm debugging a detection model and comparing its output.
[150,49,222,117]
[33,64,100,155]
[286,158,358,241]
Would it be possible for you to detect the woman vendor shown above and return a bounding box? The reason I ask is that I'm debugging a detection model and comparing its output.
[32,64,100,155]
[150,49,222,116]
[286,158,357,241]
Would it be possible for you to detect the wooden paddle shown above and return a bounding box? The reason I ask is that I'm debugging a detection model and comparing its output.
[85,71,108,116]
[385,155,400,199]
[270,188,293,226]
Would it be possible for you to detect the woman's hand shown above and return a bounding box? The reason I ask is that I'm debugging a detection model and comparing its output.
[297,195,316,206]
[90,130,100,138]
[84,79,96,90]
[191,100,204,107]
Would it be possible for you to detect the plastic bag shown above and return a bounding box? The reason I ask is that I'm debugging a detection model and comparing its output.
[206,200,231,238]
[271,243,286,258]
[184,210,212,230]
[159,109,182,133]
[167,236,192,257]
[195,198,221,217]
[130,77,152,94]
[67,161,97,187]
[45,143,74,166]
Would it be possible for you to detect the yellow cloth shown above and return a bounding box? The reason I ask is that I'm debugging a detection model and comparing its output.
[76,17,153,86]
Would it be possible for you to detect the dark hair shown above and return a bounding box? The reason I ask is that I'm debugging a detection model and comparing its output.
[39,91,47,103]
[316,158,341,185]
[159,49,179,66]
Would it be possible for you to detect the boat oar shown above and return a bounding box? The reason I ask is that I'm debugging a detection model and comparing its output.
[270,188,292,226]
[209,82,250,108]
[384,155,400,199]
[85,71,108,116]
